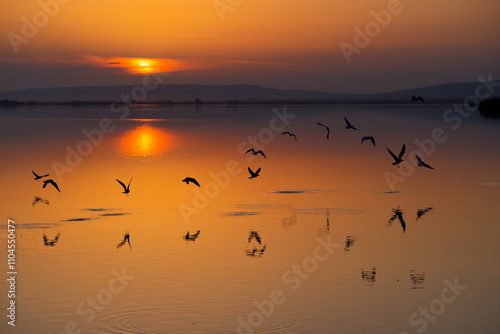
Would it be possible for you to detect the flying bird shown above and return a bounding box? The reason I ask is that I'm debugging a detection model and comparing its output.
[245,148,266,158]
[386,144,406,167]
[248,167,261,180]
[361,136,376,146]
[182,177,200,187]
[116,178,133,194]
[416,155,434,169]
[43,232,60,246]
[281,131,297,141]
[316,123,330,139]
[32,170,49,180]
[344,117,358,130]
[411,96,425,103]
[43,179,61,192]
[184,230,201,241]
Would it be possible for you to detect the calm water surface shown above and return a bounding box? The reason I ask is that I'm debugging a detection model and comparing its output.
[0,104,499,334]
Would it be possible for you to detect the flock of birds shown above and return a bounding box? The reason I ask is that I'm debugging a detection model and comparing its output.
[32,104,433,284]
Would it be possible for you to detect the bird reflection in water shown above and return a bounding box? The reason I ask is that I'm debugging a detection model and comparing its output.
[246,230,266,257]
[416,207,434,221]
[317,209,330,236]
[388,206,406,232]
[248,230,262,244]
[32,196,50,207]
[184,230,201,241]
[361,267,376,285]
[117,231,132,251]
[344,235,359,254]
[410,270,425,289]
[43,232,60,246]
[282,210,297,230]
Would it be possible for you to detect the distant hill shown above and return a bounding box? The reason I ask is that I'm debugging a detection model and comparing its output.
[0,81,498,103]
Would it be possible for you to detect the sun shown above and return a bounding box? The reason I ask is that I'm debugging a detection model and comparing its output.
[140,62,150,67]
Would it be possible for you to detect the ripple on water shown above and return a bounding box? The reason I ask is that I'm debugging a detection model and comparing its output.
[98,304,311,334]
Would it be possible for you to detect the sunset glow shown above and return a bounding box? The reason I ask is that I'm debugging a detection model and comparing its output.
[0,0,497,92]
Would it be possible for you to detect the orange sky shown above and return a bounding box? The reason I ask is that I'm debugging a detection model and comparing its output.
[0,0,498,92]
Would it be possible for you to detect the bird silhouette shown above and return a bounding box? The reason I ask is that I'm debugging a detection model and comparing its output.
[361,136,376,146]
[344,117,358,130]
[43,179,61,192]
[386,144,406,167]
[32,196,50,206]
[182,177,200,187]
[245,148,266,158]
[117,231,132,250]
[316,123,330,139]
[184,230,201,241]
[416,207,433,221]
[248,167,261,180]
[416,155,434,169]
[43,232,60,246]
[411,96,425,103]
[282,131,297,141]
[32,170,49,180]
[116,178,133,194]
[388,207,406,232]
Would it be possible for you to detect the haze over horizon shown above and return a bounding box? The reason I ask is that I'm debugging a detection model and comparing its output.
[1,0,499,94]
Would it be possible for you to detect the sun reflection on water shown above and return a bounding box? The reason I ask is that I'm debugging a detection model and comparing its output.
[119,124,172,158]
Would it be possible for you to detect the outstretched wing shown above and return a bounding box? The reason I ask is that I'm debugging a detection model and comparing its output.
[292,134,297,141]
[245,148,254,154]
[190,178,200,187]
[257,150,266,158]
[317,122,327,128]
[116,179,127,191]
[344,117,351,127]
[398,144,406,159]
[49,180,61,192]
[255,167,261,174]
[127,178,133,190]
[422,162,434,169]
[281,131,290,135]
[369,137,375,146]
[326,129,330,140]
[386,147,399,162]
[248,167,254,175]
[32,170,40,178]
[416,155,423,163]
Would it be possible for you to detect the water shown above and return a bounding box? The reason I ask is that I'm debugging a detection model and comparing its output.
[0,104,499,334]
